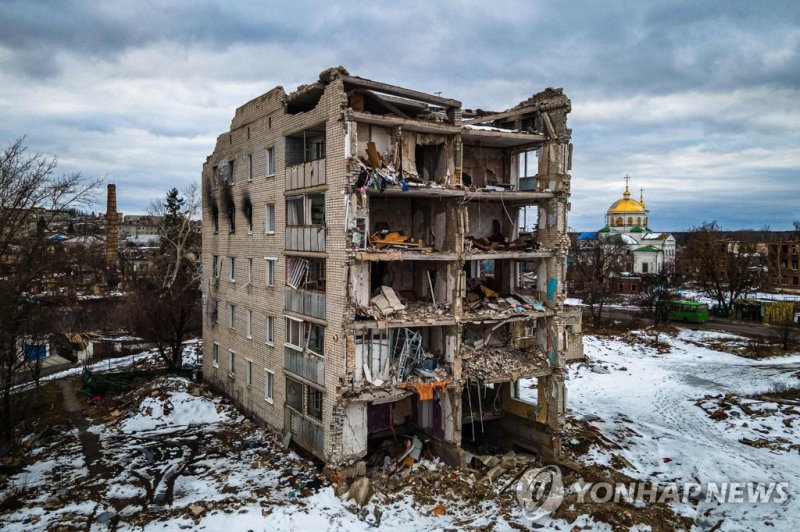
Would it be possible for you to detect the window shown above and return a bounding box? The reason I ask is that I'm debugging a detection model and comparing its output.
[228,257,236,282]
[212,342,219,368]
[229,303,236,329]
[228,350,236,375]
[227,160,235,185]
[306,323,324,356]
[307,387,323,420]
[212,255,220,279]
[265,203,275,234]
[266,315,274,345]
[286,196,303,226]
[245,359,253,386]
[266,258,276,286]
[246,309,252,338]
[265,370,274,403]
[286,378,303,412]
[247,154,253,182]
[210,298,219,323]
[212,165,219,188]
[266,147,275,177]
[247,258,253,284]
[286,317,302,349]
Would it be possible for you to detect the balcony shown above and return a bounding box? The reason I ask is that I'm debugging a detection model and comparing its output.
[285,288,326,320]
[284,406,324,457]
[285,225,325,252]
[286,158,326,190]
[285,346,325,386]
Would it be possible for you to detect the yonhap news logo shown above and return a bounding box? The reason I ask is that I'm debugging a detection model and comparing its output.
[516,465,789,522]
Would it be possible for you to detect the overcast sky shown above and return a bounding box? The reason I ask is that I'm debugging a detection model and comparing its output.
[1,0,798,231]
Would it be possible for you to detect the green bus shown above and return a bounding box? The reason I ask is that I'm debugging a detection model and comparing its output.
[668,300,710,323]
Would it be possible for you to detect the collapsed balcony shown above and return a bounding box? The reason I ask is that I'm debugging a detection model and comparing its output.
[462,258,549,320]
[461,321,549,383]
[349,326,454,392]
[348,258,459,325]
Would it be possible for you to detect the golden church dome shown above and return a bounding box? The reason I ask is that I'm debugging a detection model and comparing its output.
[607,175,647,214]
[608,198,646,214]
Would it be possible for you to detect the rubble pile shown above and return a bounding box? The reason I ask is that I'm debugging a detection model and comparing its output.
[462,347,548,381]
[463,281,546,318]
[465,235,542,253]
[694,392,800,452]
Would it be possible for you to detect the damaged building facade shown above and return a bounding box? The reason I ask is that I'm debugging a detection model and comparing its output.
[201,67,579,470]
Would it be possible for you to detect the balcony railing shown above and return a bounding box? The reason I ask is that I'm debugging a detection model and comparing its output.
[285,346,325,386]
[286,159,326,190]
[285,225,325,252]
[285,288,326,320]
[284,406,324,457]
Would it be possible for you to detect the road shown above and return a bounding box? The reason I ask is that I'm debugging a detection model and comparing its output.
[587,307,783,338]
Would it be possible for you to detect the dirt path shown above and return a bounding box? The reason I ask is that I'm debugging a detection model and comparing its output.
[58,379,103,478]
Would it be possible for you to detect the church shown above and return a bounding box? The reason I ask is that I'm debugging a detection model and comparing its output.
[600,175,676,274]
[579,175,676,276]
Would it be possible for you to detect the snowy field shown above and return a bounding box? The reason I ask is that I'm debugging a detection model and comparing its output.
[2,333,799,530]
[539,329,800,531]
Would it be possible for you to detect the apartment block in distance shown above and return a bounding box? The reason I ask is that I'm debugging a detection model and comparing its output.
[201,66,579,470]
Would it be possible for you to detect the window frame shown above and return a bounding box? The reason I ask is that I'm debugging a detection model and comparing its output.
[285,316,303,350]
[266,146,275,177]
[245,359,253,386]
[228,256,236,282]
[212,342,219,368]
[228,349,236,376]
[247,257,253,285]
[265,370,274,404]
[265,257,276,287]
[247,153,253,182]
[266,315,275,345]
[246,309,252,339]
[264,203,275,234]
[229,303,236,329]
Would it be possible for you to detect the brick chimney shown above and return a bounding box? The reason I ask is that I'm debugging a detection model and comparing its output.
[105,183,119,267]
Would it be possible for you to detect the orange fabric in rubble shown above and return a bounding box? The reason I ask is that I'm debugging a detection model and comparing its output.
[400,381,449,400]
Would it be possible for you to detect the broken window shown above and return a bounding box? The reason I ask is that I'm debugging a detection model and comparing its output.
[286,257,325,291]
[229,303,236,329]
[212,165,219,188]
[285,126,325,166]
[286,196,303,225]
[286,378,303,412]
[306,323,324,356]
[212,342,219,367]
[286,193,325,226]
[307,387,323,420]
[286,317,302,349]
[228,257,235,282]
[247,154,253,181]
[212,255,220,278]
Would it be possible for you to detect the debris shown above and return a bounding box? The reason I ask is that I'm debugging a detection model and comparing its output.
[348,477,373,507]
[430,504,446,516]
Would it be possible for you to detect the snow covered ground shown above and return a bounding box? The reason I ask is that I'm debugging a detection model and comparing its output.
[3,333,799,530]
[536,329,800,531]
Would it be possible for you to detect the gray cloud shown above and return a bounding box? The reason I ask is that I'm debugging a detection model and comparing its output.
[0,0,798,229]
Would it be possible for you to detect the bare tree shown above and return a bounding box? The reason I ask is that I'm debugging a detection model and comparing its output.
[127,186,201,370]
[765,301,798,352]
[571,235,629,327]
[682,221,764,315]
[0,137,99,435]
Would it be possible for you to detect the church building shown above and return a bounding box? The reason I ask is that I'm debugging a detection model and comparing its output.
[598,175,676,275]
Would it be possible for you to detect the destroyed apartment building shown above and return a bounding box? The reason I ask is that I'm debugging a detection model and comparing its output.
[201,67,581,470]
